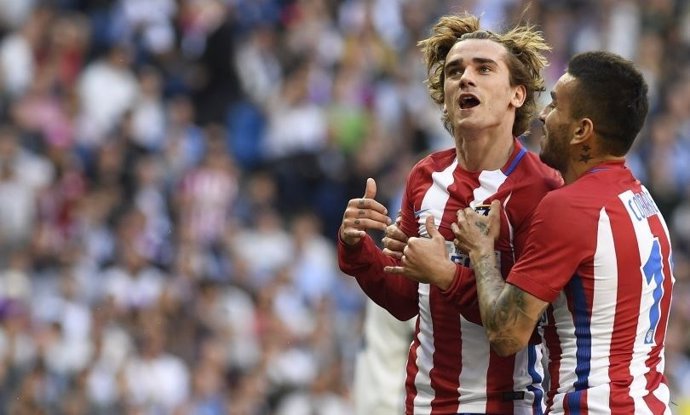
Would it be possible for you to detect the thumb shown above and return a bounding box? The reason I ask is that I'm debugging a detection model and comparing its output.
[424,215,441,238]
[363,177,377,199]
[488,199,501,227]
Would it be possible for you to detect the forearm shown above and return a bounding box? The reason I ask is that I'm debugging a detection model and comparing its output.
[338,234,419,320]
[471,252,531,356]
[471,253,507,333]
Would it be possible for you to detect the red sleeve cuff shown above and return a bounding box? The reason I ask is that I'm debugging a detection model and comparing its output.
[507,270,559,303]
[441,264,471,296]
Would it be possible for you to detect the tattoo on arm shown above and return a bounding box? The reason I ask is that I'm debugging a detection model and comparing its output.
[494,286,530,329]
[472,255,536,353]
[474,220,489,235]
[472,254,506,331]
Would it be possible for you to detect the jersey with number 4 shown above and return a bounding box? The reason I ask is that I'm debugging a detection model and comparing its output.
[507,161,674,414]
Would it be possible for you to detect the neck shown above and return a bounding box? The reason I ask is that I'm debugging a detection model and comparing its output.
[455,131,515,172]
[562,155,625,184]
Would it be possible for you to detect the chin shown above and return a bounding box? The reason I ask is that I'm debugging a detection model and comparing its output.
[539,152,555,168]
[455,118,485,132]
[540,153,564,173]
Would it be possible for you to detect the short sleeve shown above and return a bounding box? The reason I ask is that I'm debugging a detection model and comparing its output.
[507,192,590,302]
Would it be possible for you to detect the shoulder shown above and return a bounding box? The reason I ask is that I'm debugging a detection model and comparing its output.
[512,151,563,190]
[407,148,457,181]
[535,185,576,212]
[532,182,598,227]
[412,148,456,170]
[500,152,562,217]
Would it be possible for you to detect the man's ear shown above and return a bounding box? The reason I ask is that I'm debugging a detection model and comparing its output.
[511,85,527,108]
[570,117,594,145]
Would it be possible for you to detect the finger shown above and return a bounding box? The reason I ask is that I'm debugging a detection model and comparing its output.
[450,223,467,252]
[363,177,377,199]
[424,215,442,239]
[385,224,408,242]
[351,208,392,226]
[382,238,406,253]
[394,211,402,226]
[488,199,501,227]
[351,198,389,215]
[348,218,389,232]
[342,228,366,239]
[456,209,468,225]
[462,207,480,224]
[382,248,403,259]
[451,222,461,238]
[384,265,406,274]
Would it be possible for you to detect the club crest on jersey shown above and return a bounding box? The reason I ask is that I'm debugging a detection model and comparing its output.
[447,241,471,267]
[445,241,501,267]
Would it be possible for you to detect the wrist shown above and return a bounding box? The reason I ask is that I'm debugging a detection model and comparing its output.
[434,260,457,291]
[339,226,360,246]
[469,247,494,266]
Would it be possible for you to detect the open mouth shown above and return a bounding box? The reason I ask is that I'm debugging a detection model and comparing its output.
[459,94,480,110]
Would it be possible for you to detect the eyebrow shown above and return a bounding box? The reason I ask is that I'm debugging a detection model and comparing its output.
[445,57,499,70]
[473,57,498,66]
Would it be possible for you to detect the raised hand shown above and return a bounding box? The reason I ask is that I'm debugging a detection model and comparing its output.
[452,199,501,259]
[384,215,456,290]
[339,178,392,246]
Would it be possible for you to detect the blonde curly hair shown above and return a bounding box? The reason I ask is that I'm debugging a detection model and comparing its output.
[418,14,550,137]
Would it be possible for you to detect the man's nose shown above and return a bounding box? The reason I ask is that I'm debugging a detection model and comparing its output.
[460,69,476,87]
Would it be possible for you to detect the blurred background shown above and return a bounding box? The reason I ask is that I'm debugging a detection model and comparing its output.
[0,0,688,414]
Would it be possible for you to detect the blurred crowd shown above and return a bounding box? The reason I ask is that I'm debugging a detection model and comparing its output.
[0,0,688,414]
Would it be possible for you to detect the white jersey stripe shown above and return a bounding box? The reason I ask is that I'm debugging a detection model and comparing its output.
[526,344,545,414]
[458,168,507,414]
[413,160,456,413]
[551,293,578,394]
[456,316,489,414]
[584,207,616,412]
[413,282,434,415]
[472,169,508,208]
[418,159,457,235]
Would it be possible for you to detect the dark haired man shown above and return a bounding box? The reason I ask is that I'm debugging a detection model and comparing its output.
[453,51,674,413]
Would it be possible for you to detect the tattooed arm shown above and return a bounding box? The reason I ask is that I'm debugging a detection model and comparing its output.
[469,252,547,355]
[453,200,548,356]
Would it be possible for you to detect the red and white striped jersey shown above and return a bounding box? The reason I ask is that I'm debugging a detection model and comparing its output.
[339,140,562,414]
[508,161,674,414]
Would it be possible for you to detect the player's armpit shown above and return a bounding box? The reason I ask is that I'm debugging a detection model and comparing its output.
[486,284,548,357]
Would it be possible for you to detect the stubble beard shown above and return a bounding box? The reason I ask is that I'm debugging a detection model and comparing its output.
[539,131,568,174]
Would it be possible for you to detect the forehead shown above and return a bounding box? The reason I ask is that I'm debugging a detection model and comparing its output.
[446,38,508,65]
[552,73,578,100]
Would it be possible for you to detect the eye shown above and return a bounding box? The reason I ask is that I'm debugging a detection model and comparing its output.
[447,67,463,77]
[479,65,491,73]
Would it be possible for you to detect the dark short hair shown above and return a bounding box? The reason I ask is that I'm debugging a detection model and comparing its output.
[567,51,649,156]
